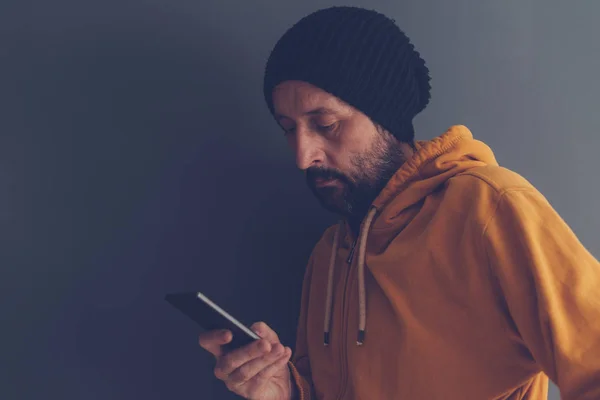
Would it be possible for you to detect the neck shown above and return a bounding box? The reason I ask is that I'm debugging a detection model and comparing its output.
[345,140,416,237]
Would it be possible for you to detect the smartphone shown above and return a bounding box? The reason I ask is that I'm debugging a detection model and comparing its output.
[165,291,261,351]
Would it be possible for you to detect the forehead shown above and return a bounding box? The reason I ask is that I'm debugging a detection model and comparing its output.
[272,81,351,119]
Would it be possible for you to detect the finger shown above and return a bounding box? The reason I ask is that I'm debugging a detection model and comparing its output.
[227,343,287,385]
[199,329,232,357]
[254,347,292,381]
[214,339,271,380]
[250,321,279,344]
[228,347,292,393]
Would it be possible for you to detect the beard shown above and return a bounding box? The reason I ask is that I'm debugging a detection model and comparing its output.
[305,131,407,224]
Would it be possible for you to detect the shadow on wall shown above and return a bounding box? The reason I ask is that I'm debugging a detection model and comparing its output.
[3,12,332,400]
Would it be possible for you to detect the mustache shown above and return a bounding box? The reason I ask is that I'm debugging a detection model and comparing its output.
[305,166,350,185]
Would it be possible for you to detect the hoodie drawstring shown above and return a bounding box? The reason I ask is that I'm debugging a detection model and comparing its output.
[323,220,342,346]
[357,207,377,345]
[323,207,378,346]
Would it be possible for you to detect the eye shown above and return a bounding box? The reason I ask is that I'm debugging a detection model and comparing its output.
[318,122,339,134]
[283,127,296,136]
[279,122,296,136]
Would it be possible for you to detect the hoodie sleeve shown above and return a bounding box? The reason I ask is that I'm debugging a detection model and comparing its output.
[483,187,600,400]
[288,253,315,400]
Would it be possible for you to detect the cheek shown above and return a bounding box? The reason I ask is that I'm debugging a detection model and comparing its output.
[339,120,379,152]
[334,132,377,169]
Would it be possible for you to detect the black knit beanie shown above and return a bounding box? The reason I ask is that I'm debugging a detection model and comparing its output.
[263,6,431,143]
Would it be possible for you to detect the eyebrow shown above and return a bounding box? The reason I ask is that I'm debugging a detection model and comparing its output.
[275,107,336,121]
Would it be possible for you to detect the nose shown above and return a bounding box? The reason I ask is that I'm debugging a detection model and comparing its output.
[292,128,324,170]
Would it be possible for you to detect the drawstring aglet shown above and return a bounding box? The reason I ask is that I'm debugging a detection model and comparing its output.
[357,330,365,345]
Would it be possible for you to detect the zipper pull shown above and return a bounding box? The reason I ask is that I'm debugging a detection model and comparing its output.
[347,238,357,264]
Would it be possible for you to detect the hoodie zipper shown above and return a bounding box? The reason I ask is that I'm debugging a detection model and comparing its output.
[337,245,354,400]
[338,234,359,399]
[337,209,376,399]
[346,238,357,265]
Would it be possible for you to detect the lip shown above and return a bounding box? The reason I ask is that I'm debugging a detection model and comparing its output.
[314,178,339,187]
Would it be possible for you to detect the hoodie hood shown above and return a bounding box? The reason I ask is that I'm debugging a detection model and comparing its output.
[373,124,498,227]
[323,125,499,346]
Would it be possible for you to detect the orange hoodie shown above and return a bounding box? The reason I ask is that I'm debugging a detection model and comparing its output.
[288,125,600,400]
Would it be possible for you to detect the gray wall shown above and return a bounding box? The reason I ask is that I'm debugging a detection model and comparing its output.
[2,0,598,399]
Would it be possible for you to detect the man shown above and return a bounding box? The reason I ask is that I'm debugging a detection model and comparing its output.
[199,6,600,400]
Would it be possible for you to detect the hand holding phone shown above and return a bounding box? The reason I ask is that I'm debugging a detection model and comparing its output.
[165,291,295,399]
[201,321,295,400]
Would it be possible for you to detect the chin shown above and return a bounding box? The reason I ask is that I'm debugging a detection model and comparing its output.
[310,185,349,213]
[316,194,348,215]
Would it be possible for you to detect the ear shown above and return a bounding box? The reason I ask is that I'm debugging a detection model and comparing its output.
[398,141,416,159]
